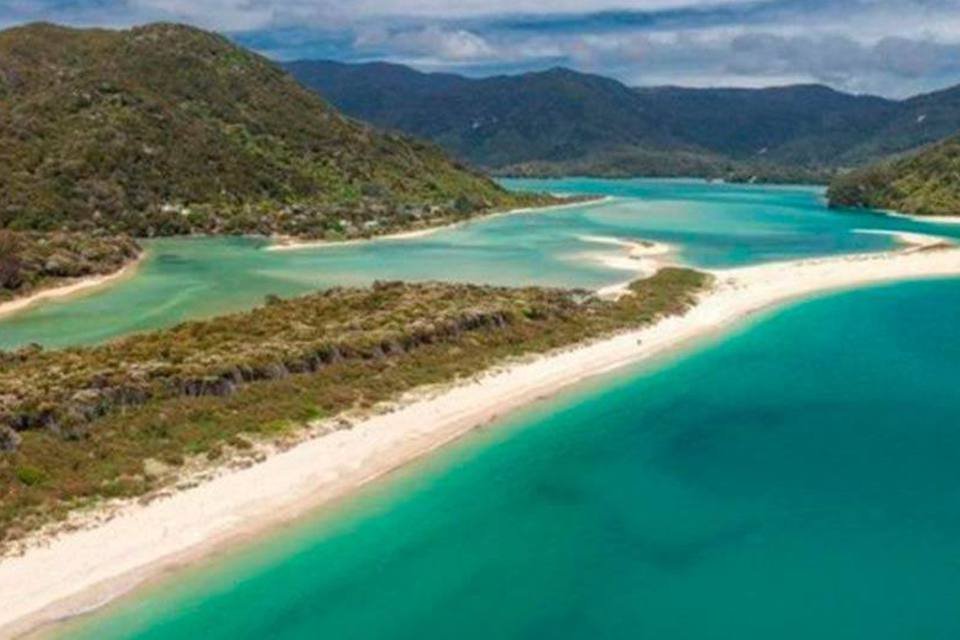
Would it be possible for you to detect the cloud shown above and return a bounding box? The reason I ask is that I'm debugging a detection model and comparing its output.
[3,0,960,96]
[343,0,760,19]
[355,26,497,61]
[127,0,277,31]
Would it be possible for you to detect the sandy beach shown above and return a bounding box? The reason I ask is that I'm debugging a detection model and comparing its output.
[266,197,613,251]
[0,256,144,321]
[2,234,960,638]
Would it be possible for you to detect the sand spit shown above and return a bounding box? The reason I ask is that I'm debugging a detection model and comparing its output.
[2,234,960,638]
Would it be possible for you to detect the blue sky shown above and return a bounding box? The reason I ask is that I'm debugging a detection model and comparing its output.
[3,0,960,97]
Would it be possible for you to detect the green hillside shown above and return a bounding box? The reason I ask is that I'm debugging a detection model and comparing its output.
[287,60,960,183]
[828,135,960,217]
[0,23,535,239]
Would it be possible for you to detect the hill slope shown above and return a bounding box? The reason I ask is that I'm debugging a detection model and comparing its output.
[285,62,681,169]
[286,60,960,180]
[827,135,960,217]
[840,85,960,164]
[0,23,531,239]
[633,85,897,166]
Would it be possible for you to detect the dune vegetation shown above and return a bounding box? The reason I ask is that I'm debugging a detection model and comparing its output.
[0,268,710,545]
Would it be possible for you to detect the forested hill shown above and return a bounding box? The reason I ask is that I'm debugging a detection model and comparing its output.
[0,23,533,239]
[286,60,960,181]
[828,134,960,217]
[286,62,685,167]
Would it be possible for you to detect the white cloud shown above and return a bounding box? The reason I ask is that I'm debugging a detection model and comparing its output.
[356,25,497,61]
[329,0,759,19]
[4,0,960,96]
[129,0,277,31]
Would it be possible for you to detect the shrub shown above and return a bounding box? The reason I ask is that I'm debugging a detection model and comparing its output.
[15,465,47,487]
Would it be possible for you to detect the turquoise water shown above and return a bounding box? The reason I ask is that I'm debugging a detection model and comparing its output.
[4,179,959,349]
[65,278,960,639]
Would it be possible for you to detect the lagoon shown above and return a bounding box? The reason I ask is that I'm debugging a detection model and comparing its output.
[4,179,958,349]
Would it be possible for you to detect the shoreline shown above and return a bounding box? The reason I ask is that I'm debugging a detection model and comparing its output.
[0,256,144,321]
[576,235,675,286]
[3,238,960,638]
[881,210,960,225]
[266,197,613,252]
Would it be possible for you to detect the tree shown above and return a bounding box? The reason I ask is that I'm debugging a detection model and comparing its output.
[0,230,23,290]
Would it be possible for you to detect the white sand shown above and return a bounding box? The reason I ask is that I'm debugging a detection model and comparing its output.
[0,257,143,320]
[266,226,443,251]
[882,210,960,225]
[3,234,960,638]
[266,198,612,252]
[576,235,674,281]
[853,229,951,246]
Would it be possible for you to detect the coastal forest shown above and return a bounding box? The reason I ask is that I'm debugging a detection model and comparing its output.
[827,134,960,217]
[0,23,547,240]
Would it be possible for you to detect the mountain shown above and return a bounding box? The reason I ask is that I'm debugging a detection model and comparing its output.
[286,62,681,169]
[0,23,530,239]
[839,85,960,163]
[286,60,960,181]
[827,134,960,217]
[632,85,897,166]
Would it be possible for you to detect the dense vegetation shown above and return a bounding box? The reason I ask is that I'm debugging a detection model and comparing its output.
[827,135,960,217]
[287,60,960,182]
[0,230,140,303]
[0,268,710,544]
[502,150,833,185]
[0,23,545,240]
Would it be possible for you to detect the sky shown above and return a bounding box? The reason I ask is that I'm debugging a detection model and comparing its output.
[3,0,960,97]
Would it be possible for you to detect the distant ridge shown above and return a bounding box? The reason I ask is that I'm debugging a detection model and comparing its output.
[286,59,960,182]
[0,23,529,238]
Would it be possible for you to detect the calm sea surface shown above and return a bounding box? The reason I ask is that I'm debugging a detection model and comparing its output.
[64,278,960,639]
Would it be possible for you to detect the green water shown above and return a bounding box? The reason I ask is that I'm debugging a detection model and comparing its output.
[66,278,960,639]
[4,179,959,349]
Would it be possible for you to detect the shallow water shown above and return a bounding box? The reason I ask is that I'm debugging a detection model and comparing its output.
[64,278,960,639]
[3,179,958,349]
